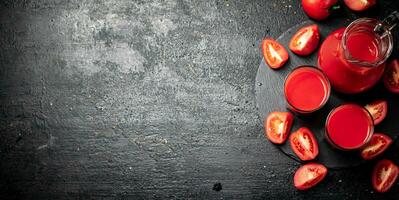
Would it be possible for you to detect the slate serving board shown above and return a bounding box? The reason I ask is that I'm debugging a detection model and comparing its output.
[255,18,399,169]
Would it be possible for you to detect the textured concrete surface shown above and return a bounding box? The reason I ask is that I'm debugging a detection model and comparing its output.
[0,0,399,199]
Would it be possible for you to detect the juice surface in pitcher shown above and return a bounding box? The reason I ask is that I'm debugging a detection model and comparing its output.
[346,31,379,62]
[318,18,394,94]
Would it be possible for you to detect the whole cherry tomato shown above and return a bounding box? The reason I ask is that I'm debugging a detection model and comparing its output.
[302,0,340,21]
[344,0,376,12]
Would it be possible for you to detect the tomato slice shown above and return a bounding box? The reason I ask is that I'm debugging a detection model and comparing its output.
[264,112,294,144]
[261,39,289,69]
[290,127,319,161]
[372,159,399,193]
[344,0,376,11]
[365,100,388,125]
[383,59,399,93]
[294,163,328,190]
[361,133,392,160]
[289,24,320,56]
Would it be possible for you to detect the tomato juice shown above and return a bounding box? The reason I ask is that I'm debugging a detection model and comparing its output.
[284,66,330,114]
[326,104,374,150]
[318,18,391,94]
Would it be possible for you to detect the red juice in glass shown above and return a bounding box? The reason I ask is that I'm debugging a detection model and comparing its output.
[284,66,331,114]
[326,104,374,150]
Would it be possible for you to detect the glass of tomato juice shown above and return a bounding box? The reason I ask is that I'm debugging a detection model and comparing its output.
[284,66,331,114]
[325,104,374,150]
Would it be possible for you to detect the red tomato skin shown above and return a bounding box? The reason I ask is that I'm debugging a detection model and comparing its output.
[302,0,339,21]
[289,24,320,56]
[290,127,319,161]
[372,159,399,193]
[383,59,399,93]
[344,0,376,11]
[365,100,388,125]
[294,163,328,190]
[261,39,289,69]
[360,133,392,160]
[264,112,294,144]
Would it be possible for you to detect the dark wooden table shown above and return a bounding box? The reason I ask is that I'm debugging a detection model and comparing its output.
[1,0,399,199]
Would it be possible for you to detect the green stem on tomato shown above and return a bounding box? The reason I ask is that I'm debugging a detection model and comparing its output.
[329,4,341,12]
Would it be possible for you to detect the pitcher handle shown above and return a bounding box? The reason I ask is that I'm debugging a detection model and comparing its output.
[374,11,399,36]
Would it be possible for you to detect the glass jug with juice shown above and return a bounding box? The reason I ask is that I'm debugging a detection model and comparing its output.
[318,12,399,94]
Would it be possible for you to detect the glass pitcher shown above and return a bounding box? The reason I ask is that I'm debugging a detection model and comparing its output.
[318,11,398,94]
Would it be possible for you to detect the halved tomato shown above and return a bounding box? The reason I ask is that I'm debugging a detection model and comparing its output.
[372,159,399,193]
[383,59,399,94]
[264,112,294,144]
[344,0,376,12]
[290,127,319,161]
[365,100,388,125]
[361,133,392,160]
[261,39,289,69]
[289,24,320,56]
[294,163,328,190]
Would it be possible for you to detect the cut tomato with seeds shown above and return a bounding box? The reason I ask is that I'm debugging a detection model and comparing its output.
[264,112,294,144]
[361,133,392,160]
[290,127,319,161]
[365,100,387,125]
[261,39,289,69]
[344,0,376,11]
[372,159,399,193]
[289,24,320,56]
[294,163,328,190]
[383,59,399,93]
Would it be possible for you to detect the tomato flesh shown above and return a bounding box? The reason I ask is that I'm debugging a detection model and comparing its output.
[261,39,289,69]
[289,24,320,56]
[361,133,392,160]
[372,159,399,193]
[302,0,339,21]
[290,127,319,161]
[344,0,376,11]
[384,59,399,93]
[294,163,328,190]
[364,100,388,125]
[264,112,294,144]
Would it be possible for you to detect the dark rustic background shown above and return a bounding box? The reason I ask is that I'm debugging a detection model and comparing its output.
[1,0,399,199]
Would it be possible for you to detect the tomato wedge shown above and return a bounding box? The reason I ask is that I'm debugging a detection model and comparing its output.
[361,133,392,160]
[290,127,319,161]
[264,112,294,144]
[365,100,388,125]
[302,0,340,21]
[294,163,328,190]
[372,159,399,193]
[261,39,289,69]
[344,0,376,12]
[289,24,320,56]
[384,59,399,94]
